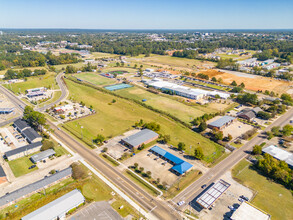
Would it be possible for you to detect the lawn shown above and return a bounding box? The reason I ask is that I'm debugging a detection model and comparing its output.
[8,155,38,177]
[115,86,215,123]
[0,164,139,220]
[3,72,58,94]
[63,79,224,163]
[91,52,119,59]
[132,54,216,69]
[53,62,85,71]
[103,66,138,73]
[74,72,116,86]
[37,90,62,108]
[232,160,293,220]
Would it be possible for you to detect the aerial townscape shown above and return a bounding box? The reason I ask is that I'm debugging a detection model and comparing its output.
[0,1,293,220]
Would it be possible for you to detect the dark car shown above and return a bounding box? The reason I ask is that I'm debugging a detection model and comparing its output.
[29,165,36,169]
[201,184,207,189]
[240,195,249,201]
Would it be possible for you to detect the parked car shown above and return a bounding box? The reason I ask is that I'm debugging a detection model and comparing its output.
[240,195,249,201]
[228,205,235,211]
[201,184,207,189]
[238,198,244,202]
[28,165,36,169]
[177,201,185,206]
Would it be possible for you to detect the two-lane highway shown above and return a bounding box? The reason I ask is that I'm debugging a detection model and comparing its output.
[173,106,293,207]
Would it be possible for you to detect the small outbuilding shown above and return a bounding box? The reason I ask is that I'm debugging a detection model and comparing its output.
[231,201,270,220]
[30,149,56,163]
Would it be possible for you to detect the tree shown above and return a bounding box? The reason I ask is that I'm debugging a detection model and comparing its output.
[282,124,293,136]
[211,77,217,82]
[161,135,171,144]
[71,162,87,180]
[134,64,138,69]
[41,140,55,151]
[257,111,271,120]
[214,131,224,141]
[231,80,237,86]
[93,134,105,145]
[178,142,186,151]
[23,106,46,131]
[194,147,204,160]
[266,131,274,140]
[134,163,139,169]
[146,171,152,178]
[143,122,160,132]
[139,167,144,173]
[240,82,245,88]
[227,134,233,142]
[252,145,262,155]
[198,122,207,132]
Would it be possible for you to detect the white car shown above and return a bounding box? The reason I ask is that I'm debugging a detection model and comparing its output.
[177,201,185,206]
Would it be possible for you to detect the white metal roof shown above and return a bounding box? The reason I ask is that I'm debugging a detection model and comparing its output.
[196,179,230,209]
[22,189,85,220]
[262,145,292,161]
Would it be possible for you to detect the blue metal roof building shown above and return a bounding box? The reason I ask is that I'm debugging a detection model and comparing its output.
[150,146,193,175]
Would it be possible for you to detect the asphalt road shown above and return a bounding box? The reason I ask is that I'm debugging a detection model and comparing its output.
[47,120,181,220]
[173,106,293,209]
[0,83,181,220]
[36,73,68,112]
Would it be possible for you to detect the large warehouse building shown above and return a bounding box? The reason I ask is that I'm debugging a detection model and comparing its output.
[13,119,42,143]
[22,189,85,220]
[121,129,159,149]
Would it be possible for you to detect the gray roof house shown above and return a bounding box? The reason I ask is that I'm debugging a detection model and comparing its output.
[31,149,56,163]
[5,142,42,161]
[121,129,159,148]
[22,189,85,220]
[14,119,30,132]
[22,128,42,143]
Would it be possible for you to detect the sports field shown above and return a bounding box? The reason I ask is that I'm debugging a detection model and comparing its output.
[4,72,58,94]
[64,79,223,162]
[75,72,116,86]
[115,86,216,123]
[232,160,293,220]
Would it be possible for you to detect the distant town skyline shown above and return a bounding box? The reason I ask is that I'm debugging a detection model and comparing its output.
[1,0,293,29]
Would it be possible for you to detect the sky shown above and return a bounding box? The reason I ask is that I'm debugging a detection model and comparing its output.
[0,0,293,29]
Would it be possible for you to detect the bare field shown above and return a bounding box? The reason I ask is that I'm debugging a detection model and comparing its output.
[201,69,291,93]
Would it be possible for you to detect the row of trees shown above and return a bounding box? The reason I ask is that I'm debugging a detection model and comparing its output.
[4,68,46,80]
[23,106,46,131]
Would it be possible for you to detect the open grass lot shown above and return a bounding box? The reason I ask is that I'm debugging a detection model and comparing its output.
[115,86,215,123]
[64,79,224,163]
[232,160,293,220]
[8,155,38,177]
[37,90,62,108]
[3,72,58,94]
[91,52,119,59]
[103,66,138,73]
[0,165,139,220]
[74,72,116,86]
[53,62,85,71]
[130,54,216,70]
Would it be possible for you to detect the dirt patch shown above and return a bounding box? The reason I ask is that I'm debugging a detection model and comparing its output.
[200,69,291,93]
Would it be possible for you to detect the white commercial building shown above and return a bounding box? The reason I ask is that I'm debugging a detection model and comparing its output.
[22,189,85,220]
[262,145,293,168]
[145,79,230,100]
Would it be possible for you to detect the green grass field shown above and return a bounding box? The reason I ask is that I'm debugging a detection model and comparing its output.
[37,90,62,108]
[64,79,223,163]
[8,155,38,177]
[4,72,58,94]
[103,67,138,73]
[74,72,116,86]
[53,62,85,71]
[232,160,293,220]
[115,86,215,123]
[91,52,119,59]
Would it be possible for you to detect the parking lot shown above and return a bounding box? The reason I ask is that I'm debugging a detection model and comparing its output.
[70,201,123,220]
[100,129,141,159]
[123,144,208,186]
[0,126,28,153]
[221,121,254,140]
[193,171,253,220]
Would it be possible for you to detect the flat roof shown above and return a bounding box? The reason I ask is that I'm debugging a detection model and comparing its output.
[31,149,56,163]
[150,146,193,174]
[196,179,230,209]
[5,142,42,157]
[263,145,293,167]
[22,189,85,220]
[208,116,236,128]
[231,202,270,220]
[0,167,72,207]
[122,129,158,147]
